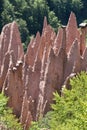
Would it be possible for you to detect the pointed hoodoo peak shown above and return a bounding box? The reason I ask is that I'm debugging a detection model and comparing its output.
[0,23,12,68]
[53,28,63,54]
[43,16,48,29]
[11,21,22,38]
[61,25,66,50]
[8,21,24,61]
[12,21,18,26]
[32,32,41,49]
[66,12,80,53]
[68,38,80,59]
[11,21,20,33]
[67,11,77,28]
[35,32,40,42]
[25,37,35,58]
[28,37,35,47]
[1,23,11,34]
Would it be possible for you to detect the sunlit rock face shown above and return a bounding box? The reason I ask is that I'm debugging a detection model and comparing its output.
[0,12,87,129]
[66,12,80,53]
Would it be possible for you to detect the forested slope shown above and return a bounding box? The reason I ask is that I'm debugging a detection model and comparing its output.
[0,0,87,48]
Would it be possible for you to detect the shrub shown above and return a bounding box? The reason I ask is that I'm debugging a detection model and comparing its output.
[50,71,87,130]
[0,92,23,130]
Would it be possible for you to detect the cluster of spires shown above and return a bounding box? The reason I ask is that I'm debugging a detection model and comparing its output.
[0,12,87,129]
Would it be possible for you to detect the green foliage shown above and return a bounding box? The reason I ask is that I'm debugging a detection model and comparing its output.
[0,0,87,49]
[30,113,57,129]
[27,0,49,34]
[30,71,87,130]
[48,11,61,32]
[47,0,83,25]
[50,71,87,130]
[1,0,15,25]
[30,112,52,130]
[0,92,23,130]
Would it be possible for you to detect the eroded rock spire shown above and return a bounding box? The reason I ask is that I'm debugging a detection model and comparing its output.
[0,13,87,129]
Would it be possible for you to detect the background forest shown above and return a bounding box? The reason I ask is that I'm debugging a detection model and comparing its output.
[0,0,87,49]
